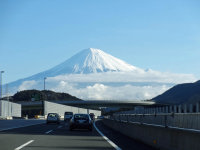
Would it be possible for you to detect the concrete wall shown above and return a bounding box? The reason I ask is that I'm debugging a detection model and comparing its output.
[44,101,101,118]
[0,100,21,118]
[111,113,200,130]
[118,102,200,114]
[103,119,200,150]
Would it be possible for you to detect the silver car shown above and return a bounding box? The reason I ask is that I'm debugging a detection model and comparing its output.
[46,113,60,124]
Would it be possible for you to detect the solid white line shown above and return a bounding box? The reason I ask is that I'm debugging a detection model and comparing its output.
[93,123,121,150]
[45,129,53,134]
[0,122,44,132]
[15,140,34,150]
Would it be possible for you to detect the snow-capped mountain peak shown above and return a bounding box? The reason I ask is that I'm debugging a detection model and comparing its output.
[49,48,143,75]
[15,48,145,82]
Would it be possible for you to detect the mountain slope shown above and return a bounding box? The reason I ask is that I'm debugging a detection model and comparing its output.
[152,80,200,104]
[19,48,144,82]
[11,90,82,102]
[7,48,146,93]
[32,48,143,78]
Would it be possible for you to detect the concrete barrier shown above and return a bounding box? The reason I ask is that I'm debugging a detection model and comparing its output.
[112,113,200,130]
[103,118,200,150]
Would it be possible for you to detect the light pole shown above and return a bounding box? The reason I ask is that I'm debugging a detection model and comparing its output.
[43,77,47,116]
[44,77,47,90]
[0,71,5,99]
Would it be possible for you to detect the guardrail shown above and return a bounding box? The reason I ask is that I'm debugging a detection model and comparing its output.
[109,113,200,130]
[103,118,200,150]
[0,116,13,120]
[117,102,200,114]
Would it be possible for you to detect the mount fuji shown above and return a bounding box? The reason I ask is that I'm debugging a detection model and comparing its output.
[27,48,144,80]
[5,48,196,100]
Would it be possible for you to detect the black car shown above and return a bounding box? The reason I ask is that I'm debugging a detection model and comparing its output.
[46,113,60,124]
[69,114,93,131]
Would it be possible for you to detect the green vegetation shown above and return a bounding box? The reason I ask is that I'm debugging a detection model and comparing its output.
[11,90,82,102]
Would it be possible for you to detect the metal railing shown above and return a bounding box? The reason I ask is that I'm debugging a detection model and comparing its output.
[109,102,200,131]
[109,113,200,130]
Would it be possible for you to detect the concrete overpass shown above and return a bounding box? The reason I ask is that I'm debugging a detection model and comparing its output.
[18,100,161,110]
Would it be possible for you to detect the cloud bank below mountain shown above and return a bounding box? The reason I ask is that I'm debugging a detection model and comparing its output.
[17,71,196,100]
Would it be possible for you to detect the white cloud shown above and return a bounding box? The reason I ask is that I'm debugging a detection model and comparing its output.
[49,81,170,100]
[18,80,37,91]
[47,71,196,84]
[17,71,197,100]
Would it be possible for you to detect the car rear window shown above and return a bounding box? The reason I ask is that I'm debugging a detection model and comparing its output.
[48,114,57,117]
[74,114,89,120]
[65,112,73,115]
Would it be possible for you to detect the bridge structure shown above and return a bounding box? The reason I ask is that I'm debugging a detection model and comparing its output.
[18,99,162,110]
[17,99,165,117]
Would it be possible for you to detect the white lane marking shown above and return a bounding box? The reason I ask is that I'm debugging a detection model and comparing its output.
[45,130,53,134]
[0,122,44,132]
[15,140,34,150]
[94,123,121,150]
[58,126,62,129]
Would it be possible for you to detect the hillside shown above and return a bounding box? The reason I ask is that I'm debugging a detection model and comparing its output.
[10,90,82,102]
[152,80,200,104]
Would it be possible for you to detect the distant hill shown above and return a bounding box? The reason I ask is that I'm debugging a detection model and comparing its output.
[152,80,200,104]
[9,90,82,102]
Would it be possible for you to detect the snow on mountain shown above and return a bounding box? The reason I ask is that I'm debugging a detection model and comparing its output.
[23,48,145,81]
[43,48,143,75]
[65,48,143,73]
[5,48,196,100]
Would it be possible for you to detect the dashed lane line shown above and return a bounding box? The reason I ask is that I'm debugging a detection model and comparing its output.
[15,140,34,150]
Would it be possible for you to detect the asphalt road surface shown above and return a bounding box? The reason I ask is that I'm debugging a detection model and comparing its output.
[0,120,156,150]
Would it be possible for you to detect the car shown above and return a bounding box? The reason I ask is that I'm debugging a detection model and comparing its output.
[69,114,93,131]
[46,113,60,124]
[89,113,95,122]
[64,112,73,122]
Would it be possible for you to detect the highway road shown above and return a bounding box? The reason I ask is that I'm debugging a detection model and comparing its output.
[0,120,156,150]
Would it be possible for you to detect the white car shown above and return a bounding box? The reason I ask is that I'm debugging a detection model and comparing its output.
[46,113,60,124]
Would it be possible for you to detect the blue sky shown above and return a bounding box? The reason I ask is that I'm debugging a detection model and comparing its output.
[0,0,200,84]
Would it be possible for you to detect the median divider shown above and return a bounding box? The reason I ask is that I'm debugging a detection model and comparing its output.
[0,119,45,132]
